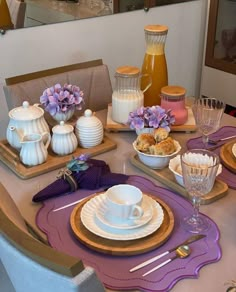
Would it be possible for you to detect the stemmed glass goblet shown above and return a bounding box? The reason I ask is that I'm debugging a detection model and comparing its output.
[181,149,220,233]
[192,97,225,148]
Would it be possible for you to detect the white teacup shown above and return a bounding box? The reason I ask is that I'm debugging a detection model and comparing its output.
[105,184,144,220]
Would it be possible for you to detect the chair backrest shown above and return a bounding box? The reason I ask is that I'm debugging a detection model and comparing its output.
[0,182,105,292]
[6,0,26,29]
[4,59,113,118]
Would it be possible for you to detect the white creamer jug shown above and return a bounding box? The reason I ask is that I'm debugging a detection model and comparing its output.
[20,132,51,166]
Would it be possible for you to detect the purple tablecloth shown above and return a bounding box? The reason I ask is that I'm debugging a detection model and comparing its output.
[187,126,236,189]
[36,176,221,292]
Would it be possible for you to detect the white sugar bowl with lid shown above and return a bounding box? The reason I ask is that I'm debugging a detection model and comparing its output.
[75,109,104,148]
[51,121,78,155]
[6,101,50,151]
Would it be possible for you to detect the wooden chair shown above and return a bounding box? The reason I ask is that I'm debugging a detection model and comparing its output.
[3,59,113,122]
[0,182,105,292]
[6,0,26,29]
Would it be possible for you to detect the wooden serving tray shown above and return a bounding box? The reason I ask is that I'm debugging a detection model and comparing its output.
[0,136,116,179]
[105,104,197,133]
[70,193,174,256]
[130,154,228,205]
[220,139,236,174]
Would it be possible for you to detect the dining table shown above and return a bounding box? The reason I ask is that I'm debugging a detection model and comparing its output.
[0,109,236,292]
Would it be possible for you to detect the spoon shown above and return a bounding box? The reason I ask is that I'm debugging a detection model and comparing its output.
[142,245,191,277]
[208,135,236,145]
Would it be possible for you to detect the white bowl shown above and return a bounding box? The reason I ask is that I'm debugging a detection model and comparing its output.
[133,140,181,169]
[169,155,223,187]
[168,155,184,186]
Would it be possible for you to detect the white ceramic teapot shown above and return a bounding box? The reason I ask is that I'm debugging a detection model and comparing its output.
[51,121,78,156]
[20,132,51,166]
[6,101,50,151]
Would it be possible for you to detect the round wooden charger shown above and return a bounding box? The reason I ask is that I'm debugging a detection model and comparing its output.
[70,193,174,256]
[220,139,236,174]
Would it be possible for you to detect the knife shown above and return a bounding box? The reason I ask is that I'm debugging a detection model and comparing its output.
[129,234,206,272]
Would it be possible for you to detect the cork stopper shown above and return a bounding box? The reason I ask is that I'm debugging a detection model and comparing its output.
[116,66,140,76]
[144,25,168,34]
[161,85,186,98]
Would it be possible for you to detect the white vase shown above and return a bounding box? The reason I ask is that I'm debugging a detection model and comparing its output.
[51,108,75,122]
[135,128,155,135]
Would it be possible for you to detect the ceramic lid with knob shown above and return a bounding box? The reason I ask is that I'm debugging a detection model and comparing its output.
[52,121,74,134]
[76,109,103,129]
[9,101,44,120]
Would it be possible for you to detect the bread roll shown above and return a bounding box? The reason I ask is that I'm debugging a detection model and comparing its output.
[135,133,156,153]
[149,137,176,155]
[153,128,169,142]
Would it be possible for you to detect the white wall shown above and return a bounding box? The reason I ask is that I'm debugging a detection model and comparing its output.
[200,0,236,107]
[0,0,207,138]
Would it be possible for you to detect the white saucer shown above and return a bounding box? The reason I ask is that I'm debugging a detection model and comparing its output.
[95,194,153,230]
[80,193,164,241]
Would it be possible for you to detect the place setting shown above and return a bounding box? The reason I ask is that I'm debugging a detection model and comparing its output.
[35,170,222,291]
[70,183,174,255]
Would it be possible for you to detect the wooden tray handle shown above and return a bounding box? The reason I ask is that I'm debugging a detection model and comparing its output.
[0,142,20,166]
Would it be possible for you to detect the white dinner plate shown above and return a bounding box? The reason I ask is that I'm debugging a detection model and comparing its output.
[80,193,164,241]
[95,194,153,230]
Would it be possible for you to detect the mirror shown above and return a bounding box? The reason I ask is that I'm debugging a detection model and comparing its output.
[5,0,197,30]
[205,0,236,75]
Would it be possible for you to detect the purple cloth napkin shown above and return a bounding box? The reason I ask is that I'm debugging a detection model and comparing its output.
[32,159,129,202]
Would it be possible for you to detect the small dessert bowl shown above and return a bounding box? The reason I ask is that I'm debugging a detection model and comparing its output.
[169,154,223,187]
[133,140,181,169]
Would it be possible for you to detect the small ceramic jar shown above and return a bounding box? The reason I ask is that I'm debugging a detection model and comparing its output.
[75,109,104,148]
[160,85,188,125]
[51,121,78,155]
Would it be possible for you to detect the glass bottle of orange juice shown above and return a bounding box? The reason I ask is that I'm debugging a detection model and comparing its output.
[141,25,168,106]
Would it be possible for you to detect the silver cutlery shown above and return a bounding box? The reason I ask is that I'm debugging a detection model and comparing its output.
[142,245,191,277]
[208,135,236,145]
[129,234,206,273]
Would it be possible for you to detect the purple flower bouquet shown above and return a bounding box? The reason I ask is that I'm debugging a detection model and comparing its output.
[127,105,175,132]
[40,83,84,117]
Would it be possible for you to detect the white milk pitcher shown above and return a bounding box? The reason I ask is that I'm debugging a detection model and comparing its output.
[20,132,51,166]
[112,66,152,124]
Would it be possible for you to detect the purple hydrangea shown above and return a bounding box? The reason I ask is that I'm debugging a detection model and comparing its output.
[40,83,84,116]
[127,106,175,132]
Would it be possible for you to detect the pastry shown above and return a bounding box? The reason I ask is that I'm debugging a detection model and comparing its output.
[153,128,169,142]
[149,137,176,155]
[135,133,156,152]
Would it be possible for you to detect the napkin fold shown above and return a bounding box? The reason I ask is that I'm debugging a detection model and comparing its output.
[32,159,129,202]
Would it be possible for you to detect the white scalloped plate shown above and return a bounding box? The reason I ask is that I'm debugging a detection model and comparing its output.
[80,193,164,241]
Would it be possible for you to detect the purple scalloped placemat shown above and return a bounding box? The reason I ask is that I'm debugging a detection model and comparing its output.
[36,176,221,292]
[187,126,236,189]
